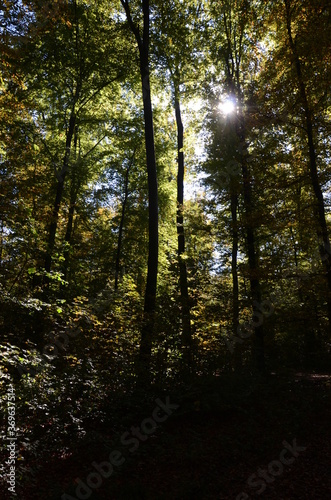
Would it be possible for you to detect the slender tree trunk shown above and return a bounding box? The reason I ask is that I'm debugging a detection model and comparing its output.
[121,0,158,382]
[62,187,77,284]
[115,158,133,291]
[45,112,76,274]
[0,220,3,269]
[285,0,331,332]
[237,117,265,373]
[230,190,240,370]
[288,222,305,304]
[139,49,158,381]
[220,8,265,371]
[175,98,192,370]
[62,127,79,284]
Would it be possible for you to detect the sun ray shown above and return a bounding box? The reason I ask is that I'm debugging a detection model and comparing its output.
[218,98,236,115]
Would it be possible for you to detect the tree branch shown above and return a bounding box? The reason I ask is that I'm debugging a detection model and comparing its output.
[120,0,142,49]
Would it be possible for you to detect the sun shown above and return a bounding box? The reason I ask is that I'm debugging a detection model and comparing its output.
[218,98,236,115]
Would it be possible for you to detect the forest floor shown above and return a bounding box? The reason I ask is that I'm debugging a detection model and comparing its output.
[6,370,331,499]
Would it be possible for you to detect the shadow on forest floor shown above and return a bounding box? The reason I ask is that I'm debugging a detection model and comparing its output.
[4,371,331,499]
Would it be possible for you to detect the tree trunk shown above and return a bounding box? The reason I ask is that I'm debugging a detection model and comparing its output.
[237,118,265,374]
[62,188,77,284]
[230,190,240,370]
[62,127,79,285]
[220,7,265,372]
[285,0,331,333]
[45,112,76,274]
[175,98,192,371]
[138,46,159,382]
[115,157,133,291]
[121,0,159,382]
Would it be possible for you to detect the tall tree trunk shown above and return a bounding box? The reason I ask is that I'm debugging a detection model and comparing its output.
[288,221,305,304]
[139,49,158,382]
[62,126,79,284]
[62,187,77,284]
[115,154,134,291]
[45,111,76,274]
[285,0,331,333]
[0,220,3,269]
[220,6,264,371]
[237,117,265,373]
[230,190,240,370]
[175,97,192,371]
[121,0,158,382]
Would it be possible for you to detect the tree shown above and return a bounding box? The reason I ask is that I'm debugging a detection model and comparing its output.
[120,0,158,382]
[259,0,331,355]
[205,0,266,372]
[152,0,204,371]
[20,0,126,280]
[283,0,331,334]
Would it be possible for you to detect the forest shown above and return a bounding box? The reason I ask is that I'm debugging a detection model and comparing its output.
[0,0,331,499]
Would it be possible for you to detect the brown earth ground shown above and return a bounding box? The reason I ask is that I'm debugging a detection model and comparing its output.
[5,372,331,499]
